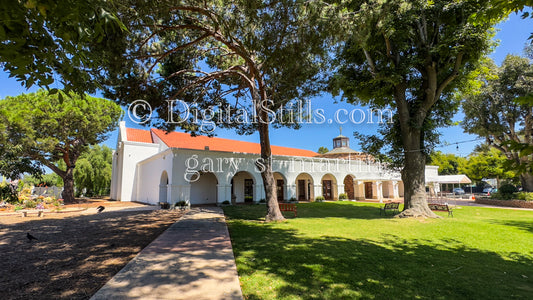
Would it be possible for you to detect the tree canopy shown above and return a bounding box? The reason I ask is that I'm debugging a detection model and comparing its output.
[0,91,122,201]
[101,0,338,221]
[0,0,126,93]
[462,54,533,191]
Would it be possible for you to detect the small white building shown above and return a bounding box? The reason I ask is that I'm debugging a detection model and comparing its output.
[110,122,447,206]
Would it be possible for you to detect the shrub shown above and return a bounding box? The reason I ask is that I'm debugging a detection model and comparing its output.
[289,197,297,202]
[259,198,266,203]
[315,196,325,201]
[222,200,230,205]
[0,183,18,204]
[339,193,348,200]
[499,184,517,195]
[516,192,533,201]
[23,199,37,209]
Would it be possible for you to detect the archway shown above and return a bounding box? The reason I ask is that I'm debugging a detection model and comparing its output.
[231,171,255,203]
[190,172,218,205]
[343,175,356,200]
[382,181,394,199]
[295,173,314,201]
[321,174,338,200]
[273,172,286,202]
[159,171,169,203]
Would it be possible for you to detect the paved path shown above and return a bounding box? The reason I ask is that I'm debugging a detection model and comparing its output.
[91,207,243,300]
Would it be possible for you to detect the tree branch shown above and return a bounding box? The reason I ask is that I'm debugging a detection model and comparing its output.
[435,52,464,100]
[363,48,377,77]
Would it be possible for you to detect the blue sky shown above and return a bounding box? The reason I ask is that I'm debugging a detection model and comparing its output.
[0,11,531,157]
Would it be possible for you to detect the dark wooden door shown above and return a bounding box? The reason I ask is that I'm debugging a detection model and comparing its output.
[365,182,373,199]
[298,180,306,200]
[276,179,284,201]
[323,180,332,200]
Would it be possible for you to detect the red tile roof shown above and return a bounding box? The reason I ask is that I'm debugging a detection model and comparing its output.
[126,128,153,143]
[149,128,318,157]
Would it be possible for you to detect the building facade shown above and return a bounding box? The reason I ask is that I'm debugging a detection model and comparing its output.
[111,122,443,206]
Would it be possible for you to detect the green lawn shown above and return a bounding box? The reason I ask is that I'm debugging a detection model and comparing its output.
[223,202,533,299]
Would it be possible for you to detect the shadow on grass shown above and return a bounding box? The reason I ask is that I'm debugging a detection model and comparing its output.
[225,202,399,221]
[488,219,533,235]
[225,210,533,299]
[0,209,182,300]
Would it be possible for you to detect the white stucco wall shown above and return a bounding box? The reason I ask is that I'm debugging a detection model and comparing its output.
[135,149,174,205]
[114,142,160,202]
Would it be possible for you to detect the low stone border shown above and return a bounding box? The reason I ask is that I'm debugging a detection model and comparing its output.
[475,198,533,209]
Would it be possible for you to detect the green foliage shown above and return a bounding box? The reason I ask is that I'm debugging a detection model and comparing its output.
[0,0,126,94]
[461,54,533,189]
[0,143,43,179]
[339,193,348,200]
[429,151,467,175]
[515,191,533,201]
[315,196,325,201]
[500,183,518,195]
[23,173,63,187]
[317,147,329,154]
[462,147,516,183]
[0,180,18,203]
[0,90,122,201]
[74,145,113,196]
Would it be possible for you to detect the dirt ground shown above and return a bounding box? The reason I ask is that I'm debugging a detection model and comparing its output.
[0,199,184,300]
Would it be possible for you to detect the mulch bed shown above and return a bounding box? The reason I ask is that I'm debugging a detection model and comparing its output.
[0,204,185,299]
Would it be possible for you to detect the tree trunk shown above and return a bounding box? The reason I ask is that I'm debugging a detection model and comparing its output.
[519,173,533,192]
[256,101,285,222]
[397,142,438,218]
[61,167,75,203]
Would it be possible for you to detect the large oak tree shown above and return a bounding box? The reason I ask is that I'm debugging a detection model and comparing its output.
[332,0,499,217]
[102,0,337,221]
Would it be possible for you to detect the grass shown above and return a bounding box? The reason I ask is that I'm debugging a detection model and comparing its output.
[223,202,533,299]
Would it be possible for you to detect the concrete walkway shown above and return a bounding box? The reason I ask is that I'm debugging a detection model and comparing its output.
[91,207,243,300]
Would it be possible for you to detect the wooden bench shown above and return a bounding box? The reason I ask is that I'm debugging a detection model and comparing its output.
[380,202,400,216]
[279,203,297,217]
[428,203,453,217]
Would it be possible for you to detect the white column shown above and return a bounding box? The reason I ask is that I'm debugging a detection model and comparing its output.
[393,181,399,199]
[169,184,190,205]
[287,184,296,200]
[217,184,231,204]
[255,184,264,202]
[356,181,365,200]
[375,181,383,203]
[314,184,322,200]
[337,184,344,200]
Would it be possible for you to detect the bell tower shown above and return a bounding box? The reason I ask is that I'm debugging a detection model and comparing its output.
[333,126,349,149]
